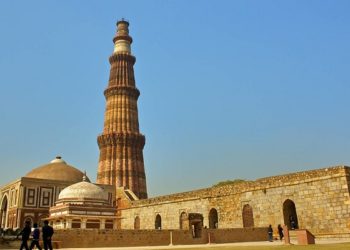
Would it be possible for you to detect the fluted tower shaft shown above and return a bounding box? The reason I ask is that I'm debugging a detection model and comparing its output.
[97,20,148,199]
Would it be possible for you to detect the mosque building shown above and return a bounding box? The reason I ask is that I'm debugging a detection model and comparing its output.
[0,156,94,228]
[1,20,350,239]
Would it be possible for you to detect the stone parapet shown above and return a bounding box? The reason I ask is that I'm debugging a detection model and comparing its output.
[132,166,349,207]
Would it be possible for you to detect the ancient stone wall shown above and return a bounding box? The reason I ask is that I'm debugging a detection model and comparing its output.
[120,197,210,229]
[119,166,350,236]
[209,168,350,234]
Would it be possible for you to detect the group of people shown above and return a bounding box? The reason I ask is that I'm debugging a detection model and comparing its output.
[17,220,54,250]
[268,216,297,242]
[268,224,284,242]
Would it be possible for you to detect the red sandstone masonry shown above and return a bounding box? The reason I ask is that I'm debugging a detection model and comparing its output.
[97,20,148,199]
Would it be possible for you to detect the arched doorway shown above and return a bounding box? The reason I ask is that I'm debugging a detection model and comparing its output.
[38,214,49,227]
[155,214,161,229]
[23,216,33,226]
[283,199,298,229]
[180,212,188,230]
[189,213,203,238]
[134,216,140,230]
[0,196,8,228]
[208,208,218,229]
[242,204,254,227]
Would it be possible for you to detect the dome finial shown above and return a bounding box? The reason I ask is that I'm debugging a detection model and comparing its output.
[50,156,66,164]
[83,171,87,182]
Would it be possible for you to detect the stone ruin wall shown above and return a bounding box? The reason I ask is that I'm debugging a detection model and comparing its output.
[120,166,350,236]
[120,196,211,229]
[210,167,350,235]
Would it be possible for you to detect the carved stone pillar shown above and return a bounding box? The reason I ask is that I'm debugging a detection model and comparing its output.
[66,219,72,229]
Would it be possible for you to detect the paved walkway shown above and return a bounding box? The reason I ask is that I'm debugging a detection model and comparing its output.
[58,239,350,250]
[1,239,350,250]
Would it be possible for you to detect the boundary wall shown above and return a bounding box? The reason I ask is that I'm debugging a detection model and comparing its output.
[52,227,268,248]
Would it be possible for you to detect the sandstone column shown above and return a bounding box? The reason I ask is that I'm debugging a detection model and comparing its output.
[97,20,148,199]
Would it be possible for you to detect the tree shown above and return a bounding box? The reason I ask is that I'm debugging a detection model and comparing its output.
[212,179,247,187]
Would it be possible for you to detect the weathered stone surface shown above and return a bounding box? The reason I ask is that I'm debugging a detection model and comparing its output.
[119,166,350,236]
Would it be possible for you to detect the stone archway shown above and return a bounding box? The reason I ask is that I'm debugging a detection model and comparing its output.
[23,216,33,226]
[38,214,49,227]
[134,216,140,230]
[242,204,254,228]
[208,208,218,229]
[155,214,161,229]
[0,195,8,228]
[189,213,203,238]
[283,199,299,229]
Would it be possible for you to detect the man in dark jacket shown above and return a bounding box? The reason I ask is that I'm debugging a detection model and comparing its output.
[268,224,273,242]
[29,223,42,250]
[42,220,54,250]
[17,220,31,250]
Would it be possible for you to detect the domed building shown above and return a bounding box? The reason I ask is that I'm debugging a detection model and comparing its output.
[25,157,89,183]
[0,156,114,229]
[47,175,116,229]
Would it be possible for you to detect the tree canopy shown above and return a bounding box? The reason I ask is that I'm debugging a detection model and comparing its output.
[212,179,247,187]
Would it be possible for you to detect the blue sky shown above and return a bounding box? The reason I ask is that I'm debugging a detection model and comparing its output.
[0,1,349,197]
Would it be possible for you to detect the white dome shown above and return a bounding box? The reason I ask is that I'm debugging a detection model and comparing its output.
[58,179,109,201]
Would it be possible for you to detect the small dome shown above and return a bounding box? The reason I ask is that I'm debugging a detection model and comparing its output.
[58,179,108,201]
[25,156,89,183]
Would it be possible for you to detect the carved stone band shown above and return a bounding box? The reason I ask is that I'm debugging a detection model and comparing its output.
[104,86,140,99]
[97,132,145,148]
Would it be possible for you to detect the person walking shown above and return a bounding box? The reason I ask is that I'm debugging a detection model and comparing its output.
[290,216,296,230]
[17,220,31,250]
[278,224,284,241]
[29,223,42,250]
[42,220,54,250]
[268,224,273,242]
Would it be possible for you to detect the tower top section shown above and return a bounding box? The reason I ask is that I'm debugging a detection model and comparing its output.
[113,19,132,54]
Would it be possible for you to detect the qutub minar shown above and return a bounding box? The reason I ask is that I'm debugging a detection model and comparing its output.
[96,20,148,199]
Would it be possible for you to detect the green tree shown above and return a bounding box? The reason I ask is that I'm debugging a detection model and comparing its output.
[212,179,247,187]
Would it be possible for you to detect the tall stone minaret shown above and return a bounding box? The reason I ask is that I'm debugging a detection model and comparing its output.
[97,20,148,199]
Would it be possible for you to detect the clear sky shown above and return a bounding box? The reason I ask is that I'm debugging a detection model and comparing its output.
[0,1,349,197]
